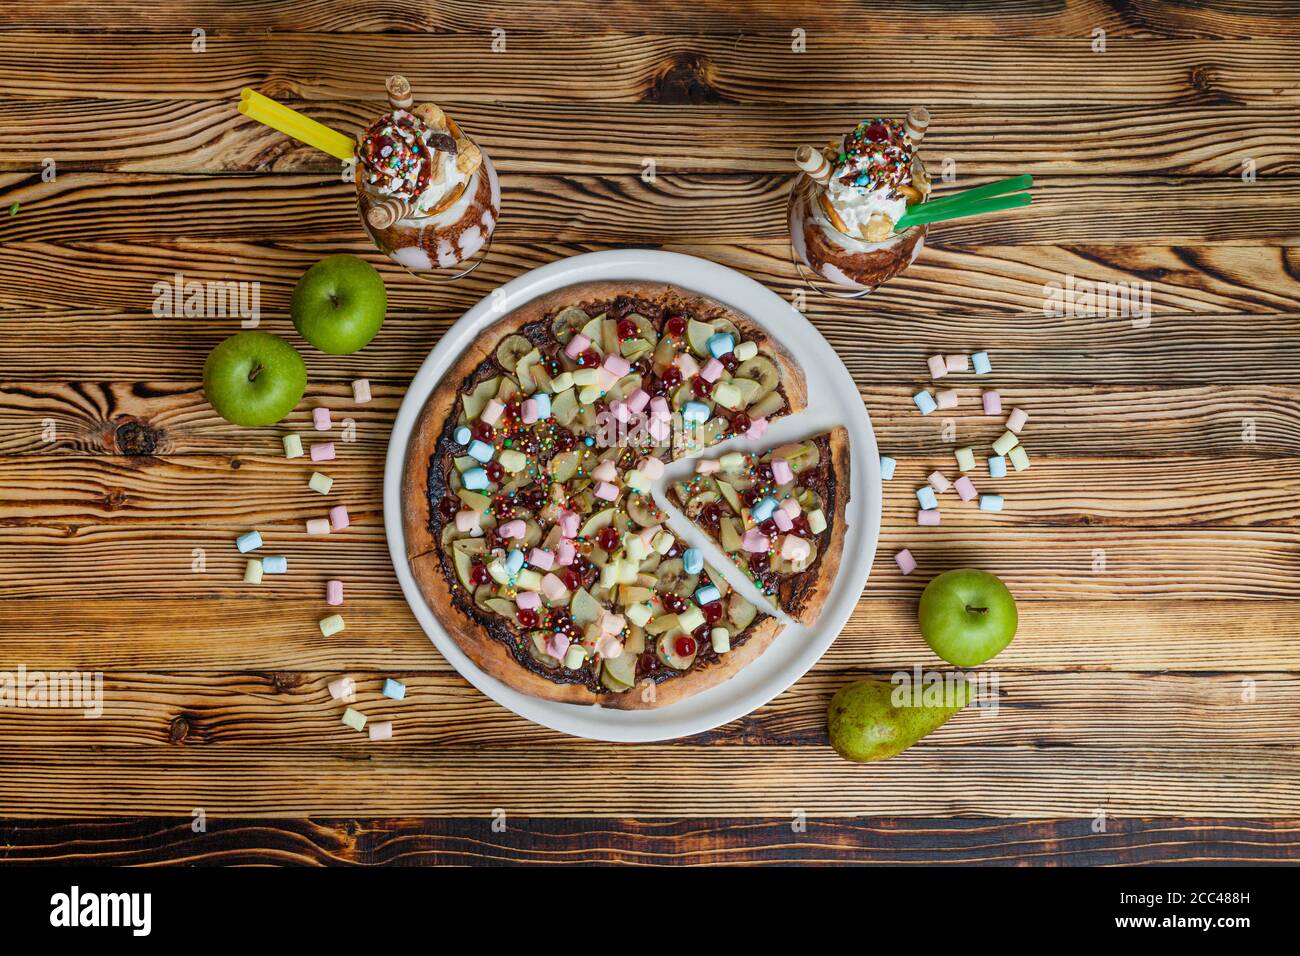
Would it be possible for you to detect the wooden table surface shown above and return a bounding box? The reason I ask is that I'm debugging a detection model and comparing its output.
[1,0,1298,865]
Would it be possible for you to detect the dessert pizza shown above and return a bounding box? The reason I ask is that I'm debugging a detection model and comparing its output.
[402,280,813,708]
[667,428,850,625]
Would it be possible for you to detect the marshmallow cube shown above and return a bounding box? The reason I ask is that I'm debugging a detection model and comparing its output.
[1007,407,1029,434]
[1008,445,1031,471]
[972,351,992,375]
[880,455,897,480]
[913,390,938,415]
[352,379,371,403]
[916,486,938,511]
[955,446,976,472]
[895,549,917,575]
[382,678,406,701]
[988,455,1007,479]
[936,389,959,410]
[312,406,331,431]
[945,354,969,373]
[326,579,344,606]
[992,431,1020,456]
[927,355,948,379]
[954,476,977,501]
[982,390,1002,415]
[917,509,941,526]
[928,471,951,493]
[980,494,1005,512]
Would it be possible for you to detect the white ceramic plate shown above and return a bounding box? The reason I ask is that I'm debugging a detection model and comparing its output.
[384,250,880,741]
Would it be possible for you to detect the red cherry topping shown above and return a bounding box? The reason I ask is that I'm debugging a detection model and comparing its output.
[693,377,714,398]
[730,412,751,434]
[665,316,686,337]
[517,608,539,628]
[748,552,768,574]
[576,348,600,368]
[661,366,682,387]
[721,353,739,373]
[485,461,504,482]
[662,593,686,614]
[469,562,489,586]
[617,319,638,340]
[597,527,620,552]
[438,497,459,519]
[700,503,721,527]
[472,421,494,442]
[702,601,723,624]
[562,569,582,591]
[675,634,697,657]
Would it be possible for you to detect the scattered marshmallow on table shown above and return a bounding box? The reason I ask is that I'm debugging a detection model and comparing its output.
[328,677,355,701]
[329,505,350,531]
[341,707,367,732]
[927,355,947,379]
[972,351,992,375]
[236,530,263,553]
[916,485,938,511]
[987,455,1007,479]
[917,509,941,526]
[319,614,345,637]
[382,678,406,701]
[1006,407,1029,433]
[895,549,917,575]
[368,721,393,741]
[309,471,334,495]
[913,390,938,415]
[936,388,959,410]
[262,555,287,574]
[352,379,371,404]
[282,434,303,459]
[243,559,263,584]
[954,446,976,472]
[954,475,977,501]
[312,407,332,430]
[928,471,951,493]
[944,354,969,373]
[880,455,897,480]
[982,390,1002,415]
[1008,445,1031,471]
[980,494,1005,512]
[326,580,344,606]
[992,430,1019,456]
[306,517,331,535]
[310,441,336,462]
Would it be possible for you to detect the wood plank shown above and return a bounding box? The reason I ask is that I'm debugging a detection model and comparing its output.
[0,34,1294,105]
[4,173,1298,248]
[0,744,1295,816]
[0,670,1293,748]
[5,815,1297,865]
[3,455,1297,529]
[0,525,1296,600]
[4,100,1298,176]
[3,241,1298,322]
[2,383,1295,457]
[1,597,1294,672]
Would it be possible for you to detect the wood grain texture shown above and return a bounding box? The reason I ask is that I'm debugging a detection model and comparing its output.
[1,0,1298,862]
[3,816,1298,866]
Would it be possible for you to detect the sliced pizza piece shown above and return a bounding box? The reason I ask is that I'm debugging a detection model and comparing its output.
[668,427,850,625]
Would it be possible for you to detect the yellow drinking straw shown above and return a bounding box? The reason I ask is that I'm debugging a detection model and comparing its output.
[238,88,356,161]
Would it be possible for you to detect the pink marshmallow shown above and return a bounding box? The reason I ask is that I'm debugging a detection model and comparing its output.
[773,508,793,532]
[546,634,570,659]
[1007,407,1029,433]
[895,549,917,575]
[780,497,801,517]
[558,510,580,538]
[626,389,650,413]
[528,548,554,570]
[603,354,630,377]
[593,481,619,501]
[609,399,630,423]
[771,457,794,485]
[591,459,617,482]
[520,398,540,424]
[516,590,541,610]
[696,459,721,475]
[310,442,336,462]
[953,475,977,501]
[312,407,331,430]
[352,379,371,404]
[638,456,665,480]
[746,417,769,440]
[329,505,349,530]
[673,353,699,378]
[498,519,526,539]
[480,399,505,425]
[741,528,771,553]
[455,509,481,533]
[935,389,959,410]
[780,534,811,561]
[982,390,1002,415]
[555,539,577,565]
[564,333,590,359]
[648,417,671,442]
[927,355,948,379]
[917,509,941,526]
[928,471,951,493]
[945,354,969,372]
[599,611,625,636]
[649,396,670,419]
[541,572,568,600]
[595,634,623,659]
[326,580,344,605]
[699,358,724,383]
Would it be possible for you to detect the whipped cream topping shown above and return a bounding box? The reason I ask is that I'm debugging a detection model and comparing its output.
[358,109,468,213]
[824,118,916,237]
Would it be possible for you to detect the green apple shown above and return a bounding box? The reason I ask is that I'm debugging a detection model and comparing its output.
[918,568,1018,666]
[203,331,307,426]
[291,254,387,354]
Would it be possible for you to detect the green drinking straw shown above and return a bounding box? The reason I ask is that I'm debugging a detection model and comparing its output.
[895,190,1032,231]
[911,174,1033,215]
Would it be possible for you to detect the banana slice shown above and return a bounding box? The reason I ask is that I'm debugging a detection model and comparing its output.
[733,356,779,404]
[551,307,591,343]
[495,334,533,372]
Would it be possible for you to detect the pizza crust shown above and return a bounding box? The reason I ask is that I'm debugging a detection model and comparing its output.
[399,279,808,710]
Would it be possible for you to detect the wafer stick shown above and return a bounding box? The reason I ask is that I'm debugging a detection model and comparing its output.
[366,195,415,229]
[905,106,930,144]
[385,74,413,109]
[795,144,834,185]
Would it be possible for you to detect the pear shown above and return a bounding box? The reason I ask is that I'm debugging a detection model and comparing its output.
[827,678,969,763]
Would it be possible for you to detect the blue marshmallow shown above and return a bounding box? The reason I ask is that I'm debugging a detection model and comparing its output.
[751,496,779,522]
[916,486,938,511]
[706,333,734,358]
[531,393,552,419]
[972,351,992,374]
[454,425,472,445]
[694,584,721,606]
[979,494,1004,512]
[467,439,494,462]
[236,530,263,554]
[462,466,488,490]
[913,390,938,415]
[880,455,897,480]
[262,555,287,574]
[682,548,704,575]
[987,455,1007,479]
[681,401,711,423]
[504,549,525,576]
[382,678,406,700]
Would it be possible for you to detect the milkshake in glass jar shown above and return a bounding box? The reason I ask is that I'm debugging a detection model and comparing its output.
[789,108,931,296]
[356,75,501,278]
